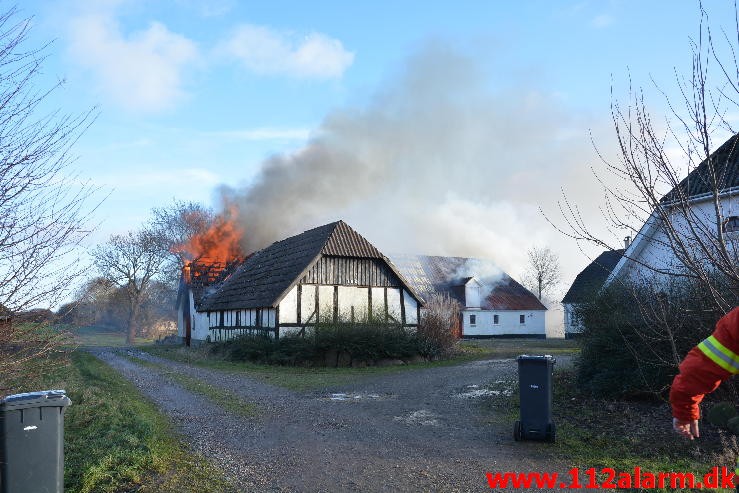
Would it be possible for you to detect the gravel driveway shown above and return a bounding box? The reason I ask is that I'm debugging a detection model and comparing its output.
[91,349,570,492]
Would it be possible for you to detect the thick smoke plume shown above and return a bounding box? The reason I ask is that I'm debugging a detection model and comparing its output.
[221,43,610,278]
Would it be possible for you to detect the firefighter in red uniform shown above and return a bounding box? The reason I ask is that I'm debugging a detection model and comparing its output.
[670,307,739,488]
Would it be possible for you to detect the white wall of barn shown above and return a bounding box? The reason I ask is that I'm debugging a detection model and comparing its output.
[611,195,738,286]
[278,284,418,325]
[461,309,546,337]
[183,283,421,342]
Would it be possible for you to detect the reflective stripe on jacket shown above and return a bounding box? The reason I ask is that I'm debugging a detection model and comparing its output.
[670,308,739,422]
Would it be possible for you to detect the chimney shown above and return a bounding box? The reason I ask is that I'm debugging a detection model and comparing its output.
[624,236,631,249]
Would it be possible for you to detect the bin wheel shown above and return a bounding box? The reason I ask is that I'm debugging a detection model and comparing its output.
[513,420,522,441]
[546,422,556,443]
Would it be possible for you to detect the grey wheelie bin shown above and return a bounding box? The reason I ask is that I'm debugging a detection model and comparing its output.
[513,355,555,442]
[0,390,72,493]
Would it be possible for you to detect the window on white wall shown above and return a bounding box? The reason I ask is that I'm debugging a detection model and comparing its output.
[493,314,499,325]
[723,216,739,233]
[519,314,525,324]
[469,314,476,326]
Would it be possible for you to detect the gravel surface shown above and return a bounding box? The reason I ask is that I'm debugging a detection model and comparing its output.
[91,349,572,492]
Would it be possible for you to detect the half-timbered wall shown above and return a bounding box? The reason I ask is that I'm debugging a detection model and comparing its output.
[278,283,419,337]
[300,257,400,286]
[206,307,276,342]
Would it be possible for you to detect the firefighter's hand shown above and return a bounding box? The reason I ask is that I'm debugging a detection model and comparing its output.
[673,418,699,439]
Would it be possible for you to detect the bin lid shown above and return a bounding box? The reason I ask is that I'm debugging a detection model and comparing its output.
[516,354,556,364]
[0,390,71,411]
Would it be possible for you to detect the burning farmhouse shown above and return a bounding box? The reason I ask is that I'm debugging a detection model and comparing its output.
[176,220,547,345]
[176,221,423,345]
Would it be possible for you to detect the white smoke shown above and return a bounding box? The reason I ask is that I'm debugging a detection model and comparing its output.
[221,42,615,280]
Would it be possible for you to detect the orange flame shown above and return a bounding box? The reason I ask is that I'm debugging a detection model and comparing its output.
[173,206,245,267]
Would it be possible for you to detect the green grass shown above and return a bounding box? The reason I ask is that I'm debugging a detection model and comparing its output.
[17,351,234,493]
[461,338,580,359]
[482,368,737,492]
[59,324,158,347]
[122,353,258,417]
[143,343,487,391]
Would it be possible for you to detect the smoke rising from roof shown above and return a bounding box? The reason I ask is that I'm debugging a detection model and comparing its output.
[220,42,612,279]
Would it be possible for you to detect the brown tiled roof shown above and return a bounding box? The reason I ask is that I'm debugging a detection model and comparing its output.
[199,221,410,311]
[389,255,546,311]
[561,249,624,304]
[661,133,739,203]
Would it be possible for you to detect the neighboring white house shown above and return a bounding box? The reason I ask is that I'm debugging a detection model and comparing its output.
[176,221,423,345]
[390,255,547,338]
[605,134,739,287]
[561,249,624,338]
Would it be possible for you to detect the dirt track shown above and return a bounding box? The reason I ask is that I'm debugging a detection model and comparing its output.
[91,349,569,492]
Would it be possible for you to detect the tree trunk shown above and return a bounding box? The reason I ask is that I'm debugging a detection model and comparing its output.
[127,301,140,344]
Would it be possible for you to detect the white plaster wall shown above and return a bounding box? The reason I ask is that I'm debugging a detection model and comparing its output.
[462,309,546,337]
[465,282,481,308]
[337,286,369,321]
[387,288,402,320]
[617,195,738,285]
[279,286,298,324]
[371,287,385,318]
[318,285,334,322]
[404,290,418,324]
[301,285,317,323]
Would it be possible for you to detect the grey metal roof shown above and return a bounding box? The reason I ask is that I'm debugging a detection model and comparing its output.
[389,254,546,311]
[199,221,416,311]
[561,249,624,304]
[661,133,739,203]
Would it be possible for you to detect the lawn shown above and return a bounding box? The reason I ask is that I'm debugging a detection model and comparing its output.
[461,337,580,358]
[10,351,234,493]
[144,338,578,391]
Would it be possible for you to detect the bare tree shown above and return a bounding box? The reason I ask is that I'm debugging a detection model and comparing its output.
[92,229,164,343]
[522,246,561,301]
[149,200,215,285]
[552,4,739,314]
[0,7,96,391]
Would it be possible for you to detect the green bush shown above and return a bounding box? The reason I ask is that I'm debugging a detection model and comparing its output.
[576,278,736,398]
[213,320,432,366]
[216,333,276,363]
[707,402,738,428]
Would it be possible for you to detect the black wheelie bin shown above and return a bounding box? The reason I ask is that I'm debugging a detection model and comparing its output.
[513,355,555,442]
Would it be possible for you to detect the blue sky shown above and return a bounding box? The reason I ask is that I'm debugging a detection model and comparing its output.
[20,0,739,291]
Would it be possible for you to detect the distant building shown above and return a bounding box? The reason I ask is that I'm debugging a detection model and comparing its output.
[561,249,624,338]
[390,255,547,338]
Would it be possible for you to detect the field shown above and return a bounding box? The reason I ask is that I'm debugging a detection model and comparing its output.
[63,325,159,347]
